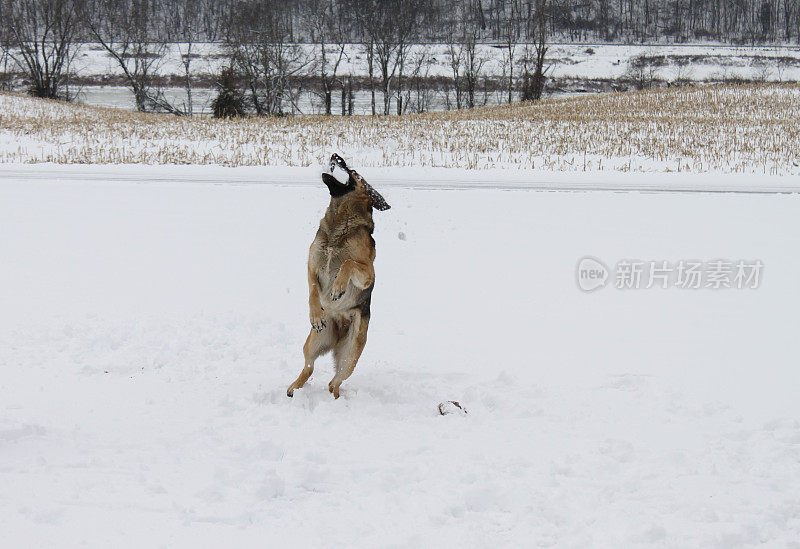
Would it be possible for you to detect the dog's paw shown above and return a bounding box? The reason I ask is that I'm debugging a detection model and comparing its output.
[330,277,348,301]
[330,287,346,301]
[310,306,326,332]
[328,379,341,399]
[311,318,326,332]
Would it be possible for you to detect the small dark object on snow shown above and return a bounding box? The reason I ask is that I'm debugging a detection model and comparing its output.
[438,401,467,415]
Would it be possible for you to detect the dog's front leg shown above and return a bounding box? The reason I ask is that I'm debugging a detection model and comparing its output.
[308,265,326,332]
[330,260,375,300]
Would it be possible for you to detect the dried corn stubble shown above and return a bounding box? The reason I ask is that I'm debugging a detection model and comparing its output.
[0,84,798,174]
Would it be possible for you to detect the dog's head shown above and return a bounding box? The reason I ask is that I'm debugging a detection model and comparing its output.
[321,153,391,211]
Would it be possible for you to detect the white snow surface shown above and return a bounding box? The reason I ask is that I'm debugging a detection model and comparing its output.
[2,164,800,547]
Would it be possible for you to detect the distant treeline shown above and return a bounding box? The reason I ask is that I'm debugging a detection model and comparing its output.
[114,0,800,45]
[3,0,799,46]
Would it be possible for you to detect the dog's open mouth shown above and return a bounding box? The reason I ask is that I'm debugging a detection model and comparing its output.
[328,153,351,186]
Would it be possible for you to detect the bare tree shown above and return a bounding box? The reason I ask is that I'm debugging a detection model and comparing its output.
[624,53,659,89]
[0,48,11,91]
[403,48,431,113]
[342,0,377,116]
[522,0,549,101]
[353,0,422,115]
[166,0,217,116]
[363,37,376,115]
[303,0,347,116]
[445,0,487,110]
[200,0,229,42]
[501,0,522,104]
[461,21,487,109]
[83,0,185,114]
[445,27,465,110]
[359,1,398,115]
[0,0,81,100]
[340,74,354,116]
[0,2,13,91]
[225,0,308,116]
[393,1,425,115]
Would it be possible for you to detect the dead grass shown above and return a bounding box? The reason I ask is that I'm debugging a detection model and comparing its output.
[1,84,798,173]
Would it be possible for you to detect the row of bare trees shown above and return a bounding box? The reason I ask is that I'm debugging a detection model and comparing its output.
[3,0,797,115]
[0,0,205,107]
[0,0,80,99]
[0,0,553,114]
[556,0,800,43]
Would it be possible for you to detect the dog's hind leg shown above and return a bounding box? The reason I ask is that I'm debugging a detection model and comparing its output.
[287,327,336,397]
[329,312,369,399]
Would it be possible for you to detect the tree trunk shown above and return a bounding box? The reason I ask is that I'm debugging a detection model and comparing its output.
[325,87,332,115]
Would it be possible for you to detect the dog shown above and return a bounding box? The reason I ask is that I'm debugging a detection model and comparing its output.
[287,154,390,399]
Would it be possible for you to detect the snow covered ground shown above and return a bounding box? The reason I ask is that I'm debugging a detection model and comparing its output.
[2,164,800,547]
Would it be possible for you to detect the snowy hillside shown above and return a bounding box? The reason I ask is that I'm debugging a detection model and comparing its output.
[64,42,800,84]
[2,164,800,547]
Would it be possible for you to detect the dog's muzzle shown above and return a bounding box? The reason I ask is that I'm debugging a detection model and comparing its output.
[329,153,391,211]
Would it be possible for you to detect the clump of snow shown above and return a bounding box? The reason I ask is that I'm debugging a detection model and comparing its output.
[328,161,350,185]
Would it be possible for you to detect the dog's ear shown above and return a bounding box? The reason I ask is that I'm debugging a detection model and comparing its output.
[348,171,390,211]
[364,182,391,211]
[322,172,354,197]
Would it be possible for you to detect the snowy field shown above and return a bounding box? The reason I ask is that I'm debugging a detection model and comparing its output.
[2,164,800,547]
[2,85,799,174]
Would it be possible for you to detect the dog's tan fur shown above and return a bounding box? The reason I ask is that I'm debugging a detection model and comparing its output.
[287,166,383,399]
